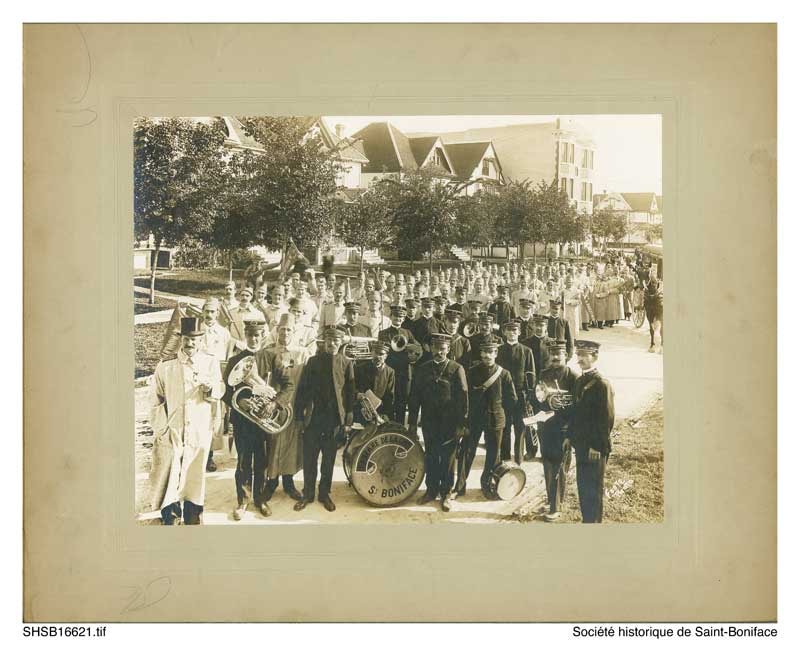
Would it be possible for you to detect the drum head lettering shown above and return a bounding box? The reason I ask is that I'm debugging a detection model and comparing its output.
[349,430,425,507]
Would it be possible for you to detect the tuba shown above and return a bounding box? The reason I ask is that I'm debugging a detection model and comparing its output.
[227,355,293,435]
[534,380,574,411]
[357,389,385,426]
[462,320,478,337]
[390,334,408,352]
[340,334,377,361]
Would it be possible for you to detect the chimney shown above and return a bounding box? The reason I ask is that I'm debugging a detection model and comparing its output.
[335,123,345,138]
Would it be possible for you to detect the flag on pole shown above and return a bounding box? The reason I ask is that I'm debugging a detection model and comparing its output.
[278,238,309,282]
[159,301,202,359]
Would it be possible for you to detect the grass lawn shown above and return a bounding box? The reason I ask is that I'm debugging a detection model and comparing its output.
[135,321,169,378]
[518,394,664,524]
[134,269,246,299]
[133,292,177,315]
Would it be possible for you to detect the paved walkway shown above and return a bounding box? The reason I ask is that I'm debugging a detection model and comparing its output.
[134,318,663,524]
[134,286,204,324]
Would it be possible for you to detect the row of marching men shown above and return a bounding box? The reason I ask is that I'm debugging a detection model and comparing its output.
[147,292,614,525]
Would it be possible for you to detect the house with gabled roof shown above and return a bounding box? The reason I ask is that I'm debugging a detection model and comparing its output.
[443,141,505,194]
[350,121,458,187]
[593,190,662,247]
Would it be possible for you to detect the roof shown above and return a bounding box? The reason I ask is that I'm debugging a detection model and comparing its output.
[621,192,658,213]
[408,136,439,166]
[443,141,493,180]
[352,122,407,172]
[593,191,631,210]
[656,195,663,212]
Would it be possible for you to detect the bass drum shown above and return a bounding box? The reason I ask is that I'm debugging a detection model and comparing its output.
[342,422,425,507]
[489,462,527,501]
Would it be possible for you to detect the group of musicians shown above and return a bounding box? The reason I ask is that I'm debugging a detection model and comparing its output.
[148,258,621,526]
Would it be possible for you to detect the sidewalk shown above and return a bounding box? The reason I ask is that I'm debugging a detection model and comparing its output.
[134,319,663,525]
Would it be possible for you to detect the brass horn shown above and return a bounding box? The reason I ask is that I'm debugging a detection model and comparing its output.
[390,334,408,352]
[533,380,574,411]
[227,356,293,435]
[462,321,477,337]
[340,334,377,361]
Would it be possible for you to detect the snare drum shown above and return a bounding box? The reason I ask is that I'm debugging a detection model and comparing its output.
[489,462,527,500]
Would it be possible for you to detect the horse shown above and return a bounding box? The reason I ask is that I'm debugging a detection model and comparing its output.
[643,276,664,353]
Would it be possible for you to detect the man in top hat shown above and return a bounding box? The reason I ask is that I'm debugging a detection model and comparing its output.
[407,333,469,512]
[148,317,224,525]
[340,302,372,339]
[466,312,503,367]
[261,313,307,504]
[223,320,294,520]
[458,340,517,499]
[496,320,536,465]
[547,298,574,359]
[534,340,579,521]
[293,327,356,512]
[354,341,396,424]
[488,284,516,330]
[560,340,615,523]
[378,304,418,423]
[442,307,471,367]
[522,314,553,378]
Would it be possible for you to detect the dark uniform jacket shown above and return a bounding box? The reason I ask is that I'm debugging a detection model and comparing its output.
[412,315,443,350]
[522,334,552,377]
[536,365,578,460]
[515,316,537,341]
[354,361,396,422]
[340,322,373,339]
[547,315,574,357]
[496,342,536,401]
[401,317,417,333]
[378,325,417,379]
[564,369,614,458]
[467,363,517,430]
[487,300,517,330]
[294,352,356,428]
[447,334,472,367]
[466,332,504,368]
[407,358,468,434]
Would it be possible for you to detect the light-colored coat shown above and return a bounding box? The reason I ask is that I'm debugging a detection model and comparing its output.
[148,350,224,511]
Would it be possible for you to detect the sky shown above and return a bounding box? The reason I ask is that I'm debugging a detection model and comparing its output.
[324,114,662,195]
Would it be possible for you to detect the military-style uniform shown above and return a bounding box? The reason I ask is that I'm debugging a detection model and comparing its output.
[547,315,574,358]
[407,358,469,500]
[496,341,536,464]
[566,367,615,523]
[522,333,552,377]
[465,332,503,367]
[378,324,417,422]
[447,333,472,367]
[458,362,517,494]
[354,360,396,424]
[487,300,516,330]
[412,315,444,358]
[536,364,578,513]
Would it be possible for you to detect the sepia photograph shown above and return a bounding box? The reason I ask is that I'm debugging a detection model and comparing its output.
[133,113,664,526]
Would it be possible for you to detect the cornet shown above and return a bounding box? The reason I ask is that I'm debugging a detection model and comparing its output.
[227,355,293,435]
[340,334,377,361]
[462,321,477,337]
[534,380,574,411]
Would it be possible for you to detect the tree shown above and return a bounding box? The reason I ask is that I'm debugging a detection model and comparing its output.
[379,168,474,271]
[235,117,342,255]
[591,207,630,250]
[491,180,536,262]
[334,188,395,272]
[134,117,229,303]
[552,210,589,256]
[642,222,663,244]
[452,189,495,256]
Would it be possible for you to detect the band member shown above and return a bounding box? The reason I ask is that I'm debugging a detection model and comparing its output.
[149,317,224,525]
[293,327,356,512]
[432,295,448,321]
[515,298,538,340]
[354,341,396,424]
[466,312,503,367]
[459,341,517,498]
[488,284,516,329]
[535,341,578,521]
[198,297,238,472]
[412,297,443,357]
[564,340,615,523]
[448,285,468,315]
[546,299,574,358]
[230,286,267,342]
[340,302,372,338]
[264,285,288,329]
[442,307,471,367]
[496,320,536,464]
[378,304,418,423]
[294,280,319,327]
[224,320,292,520]
[522,314,553,377]
[262,314,306,504]
[221,281,239,310]
[407,334,469,512]
[402,298,420,331]
[562,275,582,340]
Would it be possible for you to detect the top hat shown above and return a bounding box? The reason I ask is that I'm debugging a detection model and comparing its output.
[180,317,204,337]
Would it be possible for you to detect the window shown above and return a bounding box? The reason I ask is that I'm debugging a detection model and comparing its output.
[569,143,575,164]
[588,183,593,201]
[569,178,574,198]
[590,150,594,169]
[581,182,586,201]
[560,177,567,193]
[482,158,491,176]
[581,149,587,168]
[561,142,569,160]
